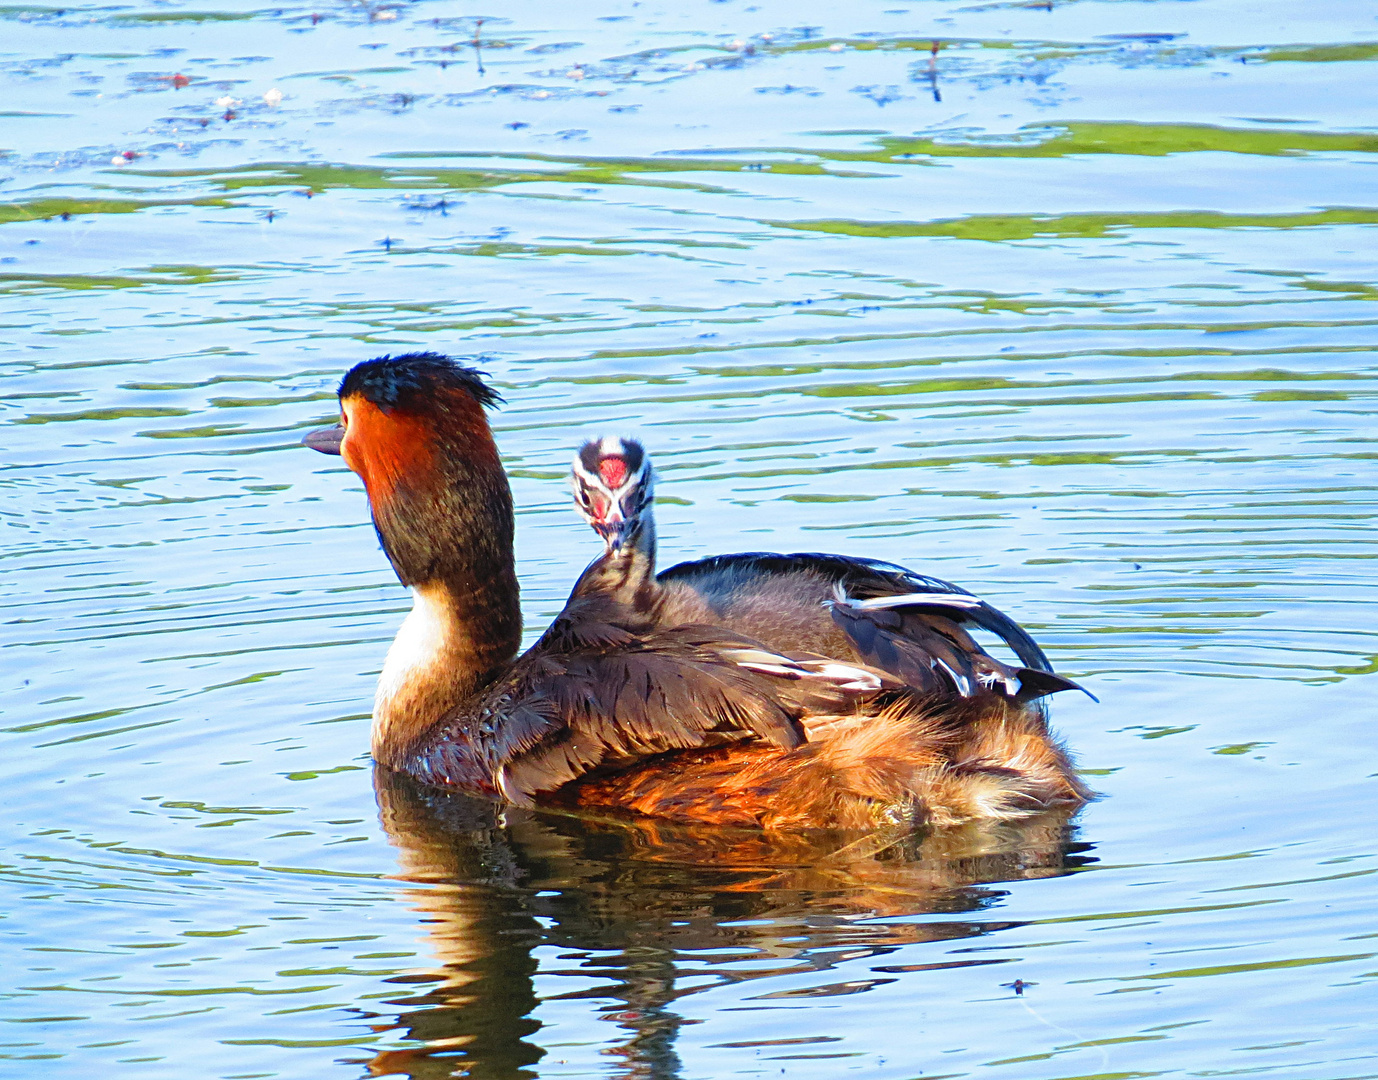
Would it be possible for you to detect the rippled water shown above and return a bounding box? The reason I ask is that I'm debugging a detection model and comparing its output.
[3,0,1376,1076]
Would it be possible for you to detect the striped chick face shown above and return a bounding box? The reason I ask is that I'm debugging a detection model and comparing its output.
[570,436,653,552]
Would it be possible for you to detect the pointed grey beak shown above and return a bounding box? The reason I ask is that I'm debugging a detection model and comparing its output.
[303,423,344,455]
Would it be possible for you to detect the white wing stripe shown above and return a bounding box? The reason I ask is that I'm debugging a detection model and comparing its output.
[849,593,984,611]
[723,648,886,693]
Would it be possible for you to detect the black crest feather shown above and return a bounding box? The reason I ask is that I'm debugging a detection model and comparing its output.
[338,352,503,411]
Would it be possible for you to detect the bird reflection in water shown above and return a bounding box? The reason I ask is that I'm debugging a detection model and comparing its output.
[358,769,1094,1079]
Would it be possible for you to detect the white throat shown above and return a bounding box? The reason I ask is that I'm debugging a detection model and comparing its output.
[373,584,452,747]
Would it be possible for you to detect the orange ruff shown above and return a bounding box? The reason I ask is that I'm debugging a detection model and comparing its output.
[340,397,438,503]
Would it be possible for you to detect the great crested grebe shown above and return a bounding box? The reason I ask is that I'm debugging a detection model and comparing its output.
[305,352,1092,829]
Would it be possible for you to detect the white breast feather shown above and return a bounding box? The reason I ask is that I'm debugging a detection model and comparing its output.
[375,585,450,718]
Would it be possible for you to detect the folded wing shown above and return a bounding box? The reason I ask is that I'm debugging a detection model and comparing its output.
[829,589,1093,703]
[424,620,891,804]
[658,550,1091,702]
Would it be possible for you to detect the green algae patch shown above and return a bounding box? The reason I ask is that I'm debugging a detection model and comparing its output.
[1251,389,1349,402]
[134,156,873,202]
[929,120,1377,158]
[440,241,642,258]
[0,196,234,226]
[110,8,256,21]
[378,153,871,183]
[768,207,1378,243]
[383,121,1378,186]
[767,33,1378,69]
[0,265,238,293]
[767,36,991,56]
[0,3,75,17]
[824,121,1378,162]
[1260,42,1378,63]
[1290,278,1378,299]
[14,406,192,425]
[720,122,1378,164]
[136,161,706,197]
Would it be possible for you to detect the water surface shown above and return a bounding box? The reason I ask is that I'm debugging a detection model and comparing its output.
[2,0,1376,1076]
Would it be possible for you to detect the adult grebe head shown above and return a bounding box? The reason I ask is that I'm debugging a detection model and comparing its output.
[305,352,509,588]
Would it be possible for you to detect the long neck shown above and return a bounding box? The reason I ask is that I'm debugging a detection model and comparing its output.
[613,513,659,604]
[368,451,523,768]
[569,514,659,614]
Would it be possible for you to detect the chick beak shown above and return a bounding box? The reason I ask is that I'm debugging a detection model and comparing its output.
[303,424,344,455]
[595,511,633,553]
